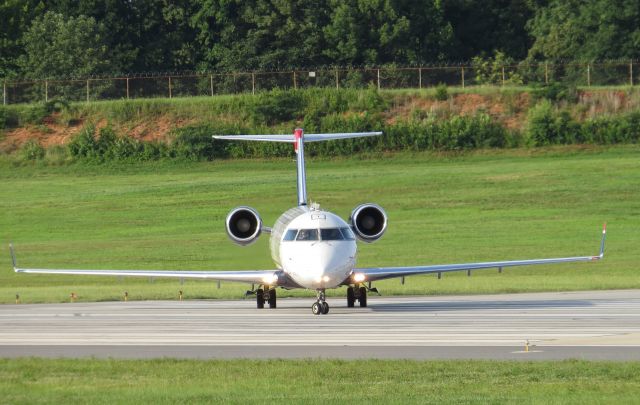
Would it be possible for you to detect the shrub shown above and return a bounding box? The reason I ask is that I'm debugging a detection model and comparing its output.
[68,124,98,159]
[434,83,448,101]
[531,82,578,103]
[248,88,304,125]
[527,100,580,145]
[20,139,45,160]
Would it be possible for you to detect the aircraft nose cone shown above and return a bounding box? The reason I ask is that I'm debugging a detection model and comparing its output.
[308,248,348,286]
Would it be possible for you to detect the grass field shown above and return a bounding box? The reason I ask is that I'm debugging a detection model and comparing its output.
[1,145,639,304]
[1,358,639,403]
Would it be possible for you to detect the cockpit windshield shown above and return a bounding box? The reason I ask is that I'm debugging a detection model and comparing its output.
[283,228,355,242]
[296,229,319,241]
[320,228,344,240]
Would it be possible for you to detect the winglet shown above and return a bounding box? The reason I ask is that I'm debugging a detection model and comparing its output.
[599,222,607,259]
[9,243,17,270]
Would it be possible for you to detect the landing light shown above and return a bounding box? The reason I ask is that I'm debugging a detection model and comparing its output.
[322,275,330,282]
[353,273,366,283]
[263,274,278,284]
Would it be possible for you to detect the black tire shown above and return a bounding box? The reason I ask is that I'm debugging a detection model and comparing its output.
[321,302,330,314]
[256,288,265,309]
[347,287,355,307]
[268,289,277,309]
[312,302,322,315]
[359,286,367,307]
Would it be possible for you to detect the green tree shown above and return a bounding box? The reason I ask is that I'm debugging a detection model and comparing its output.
[528,0,640,61]
[0,0,45,77]
[323,0,452,65]
[192,0,330,71]
[443,0,536,61]
[48,0,201,72]
[18,11,111,79]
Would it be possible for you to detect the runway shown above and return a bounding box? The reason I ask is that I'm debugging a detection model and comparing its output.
[0,290,639,360]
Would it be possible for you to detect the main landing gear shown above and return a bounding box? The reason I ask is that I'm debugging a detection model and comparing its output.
[312,289,330,315]
[255,287,277,309]
[346,285,368,308]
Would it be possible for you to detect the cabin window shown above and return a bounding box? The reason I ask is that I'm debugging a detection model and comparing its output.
[340,227,356,240]
[283,229,298,241]
[296,229,319,241]
[320,228,344,241]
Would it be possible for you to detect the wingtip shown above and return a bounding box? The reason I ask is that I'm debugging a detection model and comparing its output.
[599,223,607,259]
[9,243,17,270]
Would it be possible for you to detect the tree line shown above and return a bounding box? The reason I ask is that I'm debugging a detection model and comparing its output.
[1,0,639,80]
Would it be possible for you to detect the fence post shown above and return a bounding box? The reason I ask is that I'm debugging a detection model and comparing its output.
[377,69,381,90]
[252,72,255,95]
[168,76,172,98]
[45,79,48,102]
[86,79,90,102]
[210,74,214,96]
[587,63,591,87]
[418,68,422,89]
[545,62,549,84]
[293,71,297,90]
[335,69,339,89]
[630,61,634,86]
[461,67,465,88]
[501,66,505,86]
[126,77,130,99]
[2,80,6,105]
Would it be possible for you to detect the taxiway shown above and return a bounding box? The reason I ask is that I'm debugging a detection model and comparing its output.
[0,290,638,360]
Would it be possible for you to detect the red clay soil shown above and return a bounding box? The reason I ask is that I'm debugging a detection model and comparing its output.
[0,114,190,152]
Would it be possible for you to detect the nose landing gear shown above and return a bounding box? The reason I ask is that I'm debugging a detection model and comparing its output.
[312,289,329,315]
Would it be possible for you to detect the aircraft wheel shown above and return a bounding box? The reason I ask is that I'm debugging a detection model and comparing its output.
[268,289,277,309]
[321,302,330,314]
[359,286,367,307]
[312,302,322,315]
[256,288,265,309]
[346,287,355,307]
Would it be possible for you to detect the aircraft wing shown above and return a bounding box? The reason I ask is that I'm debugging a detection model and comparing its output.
[353,224,607,282]
[9,244,279,285]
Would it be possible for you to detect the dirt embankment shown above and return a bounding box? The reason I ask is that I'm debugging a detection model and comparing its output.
[384,93,530,131]
[1,114,187,152]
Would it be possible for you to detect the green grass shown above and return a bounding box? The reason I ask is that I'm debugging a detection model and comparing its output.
[1,145,639,304]
[0,358,639,403]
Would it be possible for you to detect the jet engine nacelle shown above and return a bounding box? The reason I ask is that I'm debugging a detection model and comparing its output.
[350,203,387,243]
[225,206,263,246]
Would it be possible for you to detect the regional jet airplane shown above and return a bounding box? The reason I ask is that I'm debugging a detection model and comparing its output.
[10,129,606,314]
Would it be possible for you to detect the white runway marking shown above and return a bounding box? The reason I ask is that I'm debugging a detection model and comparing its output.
[1,290,639,348]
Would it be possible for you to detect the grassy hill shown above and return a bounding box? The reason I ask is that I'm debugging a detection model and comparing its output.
[1,86,640,164]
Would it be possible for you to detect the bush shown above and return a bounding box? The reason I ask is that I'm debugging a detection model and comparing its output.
[527,100,580,145]
[531,82,578,103]
[434,83,448,101]
[581,112,640,145]
[68,124,98,159]
[248,88,304,125]
[20,139,45,160]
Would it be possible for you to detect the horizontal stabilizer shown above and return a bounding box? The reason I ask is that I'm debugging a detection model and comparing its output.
[213,132,382,143]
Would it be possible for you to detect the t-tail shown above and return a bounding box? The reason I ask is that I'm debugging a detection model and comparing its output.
[213,129,383,206]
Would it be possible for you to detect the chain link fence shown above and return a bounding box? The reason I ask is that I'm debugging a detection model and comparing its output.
[2,61,638,105]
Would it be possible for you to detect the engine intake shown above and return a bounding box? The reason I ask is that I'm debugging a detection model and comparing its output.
[225,206,262,246]
[350,203,387,243]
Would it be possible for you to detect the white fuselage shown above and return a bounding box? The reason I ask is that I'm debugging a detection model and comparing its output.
[270,207,357,289]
